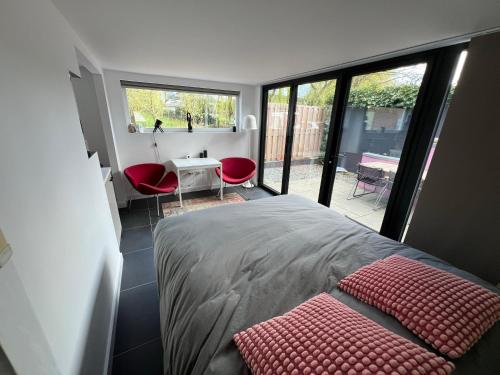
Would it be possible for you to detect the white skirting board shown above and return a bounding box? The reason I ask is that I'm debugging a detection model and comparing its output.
[105,254,123,375]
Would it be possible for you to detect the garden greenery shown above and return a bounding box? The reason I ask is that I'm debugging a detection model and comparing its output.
[270,79,431,110]
[347,84,420,109]
[126,88,236,128]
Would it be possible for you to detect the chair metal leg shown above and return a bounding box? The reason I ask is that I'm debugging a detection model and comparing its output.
[374,184,388,209]
[347,181,360,200]
[156,195,160,217]
[128,199,132,211]
[348,181,379,200]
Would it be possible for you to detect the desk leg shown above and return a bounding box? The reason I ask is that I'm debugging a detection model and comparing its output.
[177,168,183,207]
[220,164,223,200]
[209,169,213,191]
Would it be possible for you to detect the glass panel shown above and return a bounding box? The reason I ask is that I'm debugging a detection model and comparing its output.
[287,80,336,200]
[262,87,291,192]
[330,63,427,231]
[125,87,237,129]
[403,50,468,239]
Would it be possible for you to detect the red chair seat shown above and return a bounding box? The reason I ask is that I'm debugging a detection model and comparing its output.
[124,163,178,216]
[215,157,256,185]
[124,163,178,195]
[139,171,178,194]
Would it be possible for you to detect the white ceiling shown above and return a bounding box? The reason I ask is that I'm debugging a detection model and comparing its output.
[52,0,500,85]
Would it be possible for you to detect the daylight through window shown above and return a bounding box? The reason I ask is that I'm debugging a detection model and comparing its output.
[123,83,238,130]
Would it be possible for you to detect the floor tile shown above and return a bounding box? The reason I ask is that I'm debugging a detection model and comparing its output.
[150,216,161,228]
[120,198,150,210]
[111,187,275,374]
[238,187,273,200]
[121,248,156,291]
[112,338,163,375]
[151,221,160,236]
[120,226,153,253]
[148,206,164,226]
[148,194,176,209]
[114,283,161,355]
[119,209,150,230]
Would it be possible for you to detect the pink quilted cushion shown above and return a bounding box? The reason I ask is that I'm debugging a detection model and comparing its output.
[338,255,500,358]
[234,293,454,375]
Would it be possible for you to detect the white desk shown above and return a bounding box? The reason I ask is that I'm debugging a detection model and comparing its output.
[171,158,223,207]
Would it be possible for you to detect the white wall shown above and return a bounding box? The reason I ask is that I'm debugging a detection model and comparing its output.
[71,66,111,166]
[0,0,122,374]
[102,70,260,205]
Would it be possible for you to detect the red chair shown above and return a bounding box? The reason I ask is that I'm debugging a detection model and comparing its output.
[215,157,256,187]
[124,163,178,216]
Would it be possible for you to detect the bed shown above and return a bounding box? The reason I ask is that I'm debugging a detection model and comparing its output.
[154,195,500,375]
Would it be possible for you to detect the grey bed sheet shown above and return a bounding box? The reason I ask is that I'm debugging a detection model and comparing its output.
[154,195,500,375]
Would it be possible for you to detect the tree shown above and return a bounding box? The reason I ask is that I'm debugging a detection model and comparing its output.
[178,92,209,126]
[268,87,290,104]
[126,88,165,125]
[351,71,393,90]
[300,80,336,106]
[178,93,236,128]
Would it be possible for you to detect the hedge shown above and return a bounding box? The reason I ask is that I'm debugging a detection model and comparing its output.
[347,84,420,109]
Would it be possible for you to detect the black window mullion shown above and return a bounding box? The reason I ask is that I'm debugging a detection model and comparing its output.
[380,44,465,240]
[318,72,351,206]
[258,88,269,187]
[258,43,468,240]
[281,85,298,194]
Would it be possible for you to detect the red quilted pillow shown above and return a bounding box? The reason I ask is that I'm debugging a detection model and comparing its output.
[234,293,454,375]
[338,255,500,358]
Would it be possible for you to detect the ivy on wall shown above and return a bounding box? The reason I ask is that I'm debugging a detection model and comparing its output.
[347,84,421,109]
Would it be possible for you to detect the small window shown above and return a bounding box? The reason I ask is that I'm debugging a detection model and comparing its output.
[122,81,239,131]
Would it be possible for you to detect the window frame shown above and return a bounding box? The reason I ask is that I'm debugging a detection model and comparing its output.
[121,80,240,133]
[258,43,468,241]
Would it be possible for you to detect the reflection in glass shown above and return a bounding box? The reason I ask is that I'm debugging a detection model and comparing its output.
[330,63,427,232]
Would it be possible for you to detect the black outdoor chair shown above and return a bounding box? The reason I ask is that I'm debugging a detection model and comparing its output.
[348,164,390,209]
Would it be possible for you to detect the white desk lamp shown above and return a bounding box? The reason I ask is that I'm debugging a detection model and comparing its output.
[243,115,258,188]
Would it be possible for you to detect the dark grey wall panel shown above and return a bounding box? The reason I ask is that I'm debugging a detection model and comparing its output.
[405,32,500,284]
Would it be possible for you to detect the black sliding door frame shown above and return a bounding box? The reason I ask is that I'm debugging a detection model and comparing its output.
[318,73,350,205]
[259,74,341,196]
[258,88,277,195]
[258,84,291,195]
[258,44,467,240]
[380,44,466,240]
[280,85,298,194]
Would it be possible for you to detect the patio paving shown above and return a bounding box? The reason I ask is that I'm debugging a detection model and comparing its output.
[263,163,387,231]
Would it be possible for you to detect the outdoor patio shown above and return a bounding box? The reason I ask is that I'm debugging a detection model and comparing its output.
[263,163,387,231]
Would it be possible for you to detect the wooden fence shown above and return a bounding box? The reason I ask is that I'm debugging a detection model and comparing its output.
[265,103,328,162]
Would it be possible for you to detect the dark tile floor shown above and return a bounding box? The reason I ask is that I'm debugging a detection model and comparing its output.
[111,186,272,375]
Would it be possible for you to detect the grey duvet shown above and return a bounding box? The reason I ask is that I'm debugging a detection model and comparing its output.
[154,195,500,375]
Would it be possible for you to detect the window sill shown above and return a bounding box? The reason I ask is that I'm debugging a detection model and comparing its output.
[133,128,239,134]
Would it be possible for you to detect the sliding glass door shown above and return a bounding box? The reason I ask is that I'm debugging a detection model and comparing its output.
[259,45,466,239]
[261,87,291,193]
[330,63,427,231]
[287,79,336,200]
[260,79,337,200]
